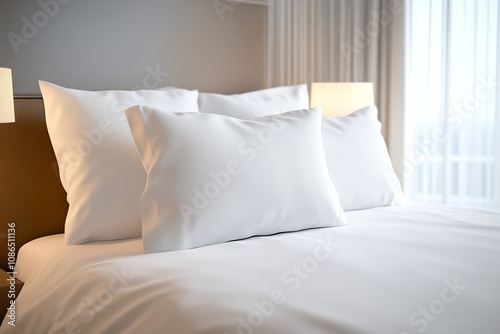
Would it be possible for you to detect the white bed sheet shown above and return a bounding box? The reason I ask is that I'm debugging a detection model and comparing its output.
[2,204,500,334]
[15,234,65,283]
[14,234,141,283]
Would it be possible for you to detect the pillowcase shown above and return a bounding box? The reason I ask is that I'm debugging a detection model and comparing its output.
[39,81,199,245]
[321,106,404,210]
[125,105,347,253]
[199,87,403,210]
[199,84,309,118]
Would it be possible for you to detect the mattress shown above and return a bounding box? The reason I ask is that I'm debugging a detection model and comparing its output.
[3,204,500,333]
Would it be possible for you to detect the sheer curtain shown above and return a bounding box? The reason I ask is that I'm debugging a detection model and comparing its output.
[404,0,500,210]
[267,0,406,165]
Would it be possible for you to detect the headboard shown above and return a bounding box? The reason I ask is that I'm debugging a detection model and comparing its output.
[0,98,67,271]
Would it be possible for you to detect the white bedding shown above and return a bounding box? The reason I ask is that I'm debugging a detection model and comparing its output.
[2,205,500,333]
[14,234,141,283]
[15,234,65,283]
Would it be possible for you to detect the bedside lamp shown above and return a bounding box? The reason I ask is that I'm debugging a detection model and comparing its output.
[0,67,15,123]
[310,82,374,117]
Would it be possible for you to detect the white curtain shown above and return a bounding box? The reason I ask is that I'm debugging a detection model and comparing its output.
[267,0,406,171]
[404,0,500,210]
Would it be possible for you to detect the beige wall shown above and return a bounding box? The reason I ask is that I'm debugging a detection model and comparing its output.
[0,0,267,95]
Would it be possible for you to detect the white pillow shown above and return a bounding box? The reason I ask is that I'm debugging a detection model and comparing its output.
[125,106,347,253]
[199,84,309,118]
[322,106,404,210]
[39,81,199,245]
[199,88,403,210]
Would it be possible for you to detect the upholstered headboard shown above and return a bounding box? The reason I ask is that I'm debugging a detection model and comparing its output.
[0,98,67,271]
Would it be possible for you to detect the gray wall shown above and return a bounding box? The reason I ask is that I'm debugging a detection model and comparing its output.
[0,0,267,96]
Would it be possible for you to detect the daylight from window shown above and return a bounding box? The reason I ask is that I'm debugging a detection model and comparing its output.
[405,0,499,210]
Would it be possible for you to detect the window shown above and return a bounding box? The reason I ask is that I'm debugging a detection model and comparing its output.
[405,0,499,209]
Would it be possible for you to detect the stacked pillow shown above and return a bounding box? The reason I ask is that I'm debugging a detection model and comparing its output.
[200,85,404,211]
[199,84,309,118]
[41,82,403,253]
[321,106,404,210]
[40,81,199,245]
[126,106,347,253]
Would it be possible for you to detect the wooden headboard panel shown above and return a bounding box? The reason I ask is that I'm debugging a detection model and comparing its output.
[0,98,67,271]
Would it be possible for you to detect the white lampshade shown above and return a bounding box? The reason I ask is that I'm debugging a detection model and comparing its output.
[310,82,375,117]
[0,67,15,123]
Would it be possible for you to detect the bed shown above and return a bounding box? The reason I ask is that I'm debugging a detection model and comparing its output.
[1,83,499,334]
